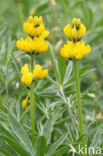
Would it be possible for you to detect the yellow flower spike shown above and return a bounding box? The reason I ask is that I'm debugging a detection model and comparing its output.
[22,96,28,109]
[23,16,49,38]
[21,64,29,75]
[61,18,91,150]
[16,15,49,144]
[17,16,49,55]
[63,18,86,41]
[21,72,33,86]
[64,24,71,37]
[16,37,48,54]
[60,40,91,60]
[61,17,91,60]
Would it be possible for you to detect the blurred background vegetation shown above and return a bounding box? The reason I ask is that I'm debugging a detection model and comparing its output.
[0,0,103,109]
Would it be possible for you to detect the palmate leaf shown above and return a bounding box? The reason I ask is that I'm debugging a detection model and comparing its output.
[42,119,52,144]
[47,134,67,156]
[8,114,35,155]
[0,121,31,156]
[0,135,30,156]
[35,136,46,156]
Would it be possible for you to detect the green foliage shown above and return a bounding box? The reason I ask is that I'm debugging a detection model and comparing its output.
[0,0,103,155]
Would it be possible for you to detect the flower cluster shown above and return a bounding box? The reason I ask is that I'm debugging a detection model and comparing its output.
[60,18,91,60]
[21,64,48,86]
[23,16,49,38]
[16,16,49,109]
[16,37,48,54]
[16,16,49,54]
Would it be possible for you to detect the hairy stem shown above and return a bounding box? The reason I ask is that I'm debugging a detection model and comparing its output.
[73,59,85,154]
[30,54,35,144]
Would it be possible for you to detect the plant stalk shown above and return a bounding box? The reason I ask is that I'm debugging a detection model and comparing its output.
[73,59,85,154]
[30,54,35,144]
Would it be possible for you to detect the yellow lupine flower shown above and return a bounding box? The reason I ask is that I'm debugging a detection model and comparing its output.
[63,18,86,41]
[60,40,91,60]
[22,96,28,109]
[33,38,48,53]
[71,27,78,39]
[72,18,81,26]
[64,24,71,37]
[21,64,33,86]
[21,64,29,75]
[38,69,48,79]
[33,65,42,79]
[16,37,48,54]
[61,18,91,60]
[21,72,33,86]
[23,16,49,38]
[40,31,50,39]
[16,37,33,53]
[78,24,86,39]
[33,64,48,79]
[16,16,49,54]
[33,16,43,25]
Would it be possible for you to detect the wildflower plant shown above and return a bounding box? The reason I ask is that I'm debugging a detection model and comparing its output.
[60,18,91,154]
[16,16,49,143]
[0,1,103,155]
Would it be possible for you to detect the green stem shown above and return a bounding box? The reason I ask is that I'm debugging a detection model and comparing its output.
[73,60,85,154]
[30,54,35,144]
